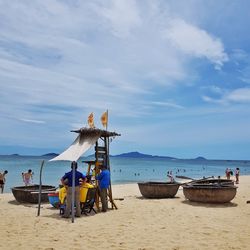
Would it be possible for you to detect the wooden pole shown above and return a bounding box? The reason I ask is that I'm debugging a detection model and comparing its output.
[37,160,45,216]
[71,162,76,223]
[106,136,117,209]
[104,110,117,209]
[95,141,100,212]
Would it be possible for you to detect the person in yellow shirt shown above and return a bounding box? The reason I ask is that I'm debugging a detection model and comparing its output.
[79,176,94,203]
[59,185,67,204]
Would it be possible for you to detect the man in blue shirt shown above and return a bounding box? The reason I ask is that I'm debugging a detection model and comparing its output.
[96,165,110,212]
[61,161,85,218]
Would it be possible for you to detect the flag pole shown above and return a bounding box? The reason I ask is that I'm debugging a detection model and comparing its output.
[106,109,108,131]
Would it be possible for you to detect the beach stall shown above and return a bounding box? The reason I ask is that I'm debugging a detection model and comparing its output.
[37,112,120,222]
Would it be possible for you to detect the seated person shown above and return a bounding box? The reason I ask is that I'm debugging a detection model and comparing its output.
[79,177,94,203]
[59,185,67,205]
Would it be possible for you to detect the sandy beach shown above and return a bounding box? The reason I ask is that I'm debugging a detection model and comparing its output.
[0,176,250,250]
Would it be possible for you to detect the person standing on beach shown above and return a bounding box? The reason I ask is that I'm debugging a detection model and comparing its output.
[22,169,33,186]
[0,170,8,193]
[61,161,85,218]
[225,168,231,180]
[96,165,110,212]
[235,168,240,184]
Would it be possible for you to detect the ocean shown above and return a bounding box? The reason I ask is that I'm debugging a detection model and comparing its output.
[1,155,250,193]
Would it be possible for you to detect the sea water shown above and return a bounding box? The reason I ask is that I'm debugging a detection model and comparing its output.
[0,155,250,193]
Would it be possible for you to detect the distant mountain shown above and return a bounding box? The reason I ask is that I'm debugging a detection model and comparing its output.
[111,152,209,161]
[41,153,59,157]
[112,151,176,160]
[0,151,245,161]
[194,156,207,161]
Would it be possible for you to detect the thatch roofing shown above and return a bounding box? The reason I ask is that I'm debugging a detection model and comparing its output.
[71,127,121,138]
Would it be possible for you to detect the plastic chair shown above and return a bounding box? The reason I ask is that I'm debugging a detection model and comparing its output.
[81,187,97,215]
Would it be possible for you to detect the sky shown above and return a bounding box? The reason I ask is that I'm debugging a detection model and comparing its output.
[0,0,250,160]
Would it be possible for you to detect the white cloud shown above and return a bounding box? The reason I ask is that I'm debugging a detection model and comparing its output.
[0,0,249,158]
[202,88,250,104]
[19,118,46,124]
[151,101,184,109]
[226,88,250,103]
[0,0,190,125]
[231,49,248,61]
[202,95,225,104]
[164,19,228,69]
[97,0,142,38]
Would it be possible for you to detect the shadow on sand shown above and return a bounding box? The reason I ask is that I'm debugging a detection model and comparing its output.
[136,195,181,200]
[181,200,238,208]
[42,209,100,221]
[8,199,42,208]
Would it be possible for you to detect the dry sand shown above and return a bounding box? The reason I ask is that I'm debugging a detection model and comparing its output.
[0,176,250,250]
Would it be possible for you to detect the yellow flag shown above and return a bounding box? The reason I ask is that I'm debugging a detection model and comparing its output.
[101,111,108,128]
[88,112,95,128]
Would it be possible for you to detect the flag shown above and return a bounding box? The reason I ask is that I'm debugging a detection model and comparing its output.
[88,112,95,128]
[101,111,108,128]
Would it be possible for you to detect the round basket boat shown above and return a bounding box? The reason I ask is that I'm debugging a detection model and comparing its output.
[138,182,180,199]
[183,184,237,203]
[12,185,57,204]
[193,178,234,186]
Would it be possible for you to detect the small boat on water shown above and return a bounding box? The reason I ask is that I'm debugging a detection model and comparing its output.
[12,185,57,204]
[183,183,237,203]
[138,182,180,199]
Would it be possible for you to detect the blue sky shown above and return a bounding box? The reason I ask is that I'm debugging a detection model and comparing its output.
[0,0,250,160]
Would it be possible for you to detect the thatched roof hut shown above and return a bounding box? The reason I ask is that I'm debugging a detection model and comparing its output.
[71,127,121,138]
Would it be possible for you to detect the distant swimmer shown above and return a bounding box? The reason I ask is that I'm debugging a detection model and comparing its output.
[167,171,175,183]
[0,170,8,193]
